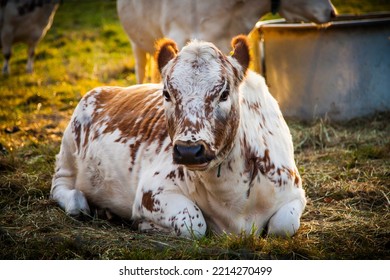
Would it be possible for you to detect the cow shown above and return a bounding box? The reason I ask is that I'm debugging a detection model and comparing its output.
[117,0,337,83]
[0,0,60,74]
[51,35,306,238]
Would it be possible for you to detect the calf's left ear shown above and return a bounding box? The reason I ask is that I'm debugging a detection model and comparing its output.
[155,38,179,73]
[230,35,250,74]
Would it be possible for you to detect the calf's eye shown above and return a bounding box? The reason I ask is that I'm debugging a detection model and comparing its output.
[162,89,171,102]
[220,89,229,102]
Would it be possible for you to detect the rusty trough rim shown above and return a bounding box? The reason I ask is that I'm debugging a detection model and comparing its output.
[255,12,390,30]
[254,12,390,81]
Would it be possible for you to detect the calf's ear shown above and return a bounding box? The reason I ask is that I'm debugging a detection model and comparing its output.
[155,38,179,73]
[230,35,250,74]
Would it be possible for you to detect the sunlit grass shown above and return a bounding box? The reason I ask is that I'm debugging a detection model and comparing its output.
[332,0,390,14]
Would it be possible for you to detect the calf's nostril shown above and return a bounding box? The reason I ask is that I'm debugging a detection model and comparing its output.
[195,145,204,158]
[174,144,181,156]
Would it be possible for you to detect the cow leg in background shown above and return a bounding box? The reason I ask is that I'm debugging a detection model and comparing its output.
[50,125,90,216]
[131,42,147,83]
[26,42,37,73]
[133,173,207,238]
[1,31,12,75]
[150,57,161,83]
[267,198,306,237]
[2,52,11,75]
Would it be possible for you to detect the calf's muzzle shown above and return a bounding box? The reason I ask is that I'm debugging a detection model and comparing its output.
[173,141,214,168]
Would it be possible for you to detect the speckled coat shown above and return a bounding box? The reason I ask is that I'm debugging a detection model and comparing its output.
[51,36,306,238]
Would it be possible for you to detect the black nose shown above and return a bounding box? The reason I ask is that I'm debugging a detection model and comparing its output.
[173,144,206,165]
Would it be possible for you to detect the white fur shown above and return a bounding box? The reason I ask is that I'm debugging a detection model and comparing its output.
[51,188,90,216]
[268,199,305,237]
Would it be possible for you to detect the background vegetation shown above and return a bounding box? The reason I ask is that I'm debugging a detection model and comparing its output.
[0,0,389,259]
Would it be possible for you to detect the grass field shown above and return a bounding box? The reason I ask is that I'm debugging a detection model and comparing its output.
[0,0,389,259]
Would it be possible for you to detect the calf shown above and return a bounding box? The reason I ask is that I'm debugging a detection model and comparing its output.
[0,0,59,74]
[51,35,306,238]
[117,0,337,83]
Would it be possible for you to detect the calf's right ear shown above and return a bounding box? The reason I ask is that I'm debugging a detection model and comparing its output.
[155,39,179,73]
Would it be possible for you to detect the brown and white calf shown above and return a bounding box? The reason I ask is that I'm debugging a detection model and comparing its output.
[0,0,59,74]
[51,36,306,238]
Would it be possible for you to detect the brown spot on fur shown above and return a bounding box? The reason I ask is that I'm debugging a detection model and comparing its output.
[142,191,161,212]
[246,187,251,198]
[177,167,185,181]
[244,99,262,113]
[72,118,82,151]
[82,123,91,156]
[88,86,169,167]
[142,191,154,212]
[242,134,301,189]
[249,158,259,186]
[70,116,92,159]
[294,172,301,187]
[241,132,256,181]
[213,100,239,161]
[222,53,242,88]
[166,170,176,180]
[258,149,275,175]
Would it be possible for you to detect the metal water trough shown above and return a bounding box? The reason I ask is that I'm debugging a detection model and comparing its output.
[254,13,390,121]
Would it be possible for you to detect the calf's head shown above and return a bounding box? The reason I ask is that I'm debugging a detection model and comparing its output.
[156,36,250,170]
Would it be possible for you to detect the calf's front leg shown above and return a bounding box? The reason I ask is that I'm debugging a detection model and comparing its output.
[133,177,207,238]
[267,198,305,237]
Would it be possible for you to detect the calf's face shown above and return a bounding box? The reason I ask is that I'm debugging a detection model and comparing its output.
[156,36,250,170]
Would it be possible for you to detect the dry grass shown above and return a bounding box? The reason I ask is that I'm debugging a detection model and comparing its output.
[1,0,389,260]
[292,114,390,259]
[1,114,389,259]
